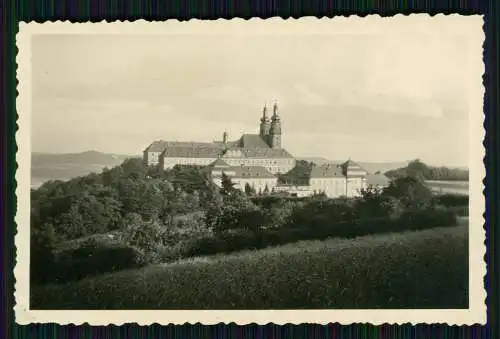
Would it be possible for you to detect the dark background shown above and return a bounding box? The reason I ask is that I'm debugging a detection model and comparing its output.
[1,0,496,338]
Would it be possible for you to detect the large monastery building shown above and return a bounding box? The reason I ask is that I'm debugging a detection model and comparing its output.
[143,101,388,198]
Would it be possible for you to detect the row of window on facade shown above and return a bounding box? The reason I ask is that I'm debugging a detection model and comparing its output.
[224,158,293,166]
[160,157,293,166]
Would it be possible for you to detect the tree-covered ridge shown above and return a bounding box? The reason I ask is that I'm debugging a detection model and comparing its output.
[384,159,468,181]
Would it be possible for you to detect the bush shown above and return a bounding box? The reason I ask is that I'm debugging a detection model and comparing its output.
[287,198,357,230]
[261,200,295,229]
[159,241,194,262]
[355,188,403,219]
[433,194,469,207]
[51,240,142,284]
[185,231,260,257]
[397,207,458,230]
[162,213,208,242]
[206,193,266,233]
[446,206,469,217]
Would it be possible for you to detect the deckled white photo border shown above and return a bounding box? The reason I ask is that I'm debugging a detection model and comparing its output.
[15,15,487,325]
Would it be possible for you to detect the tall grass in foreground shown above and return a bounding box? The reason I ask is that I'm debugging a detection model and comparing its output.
[31,225,468,310]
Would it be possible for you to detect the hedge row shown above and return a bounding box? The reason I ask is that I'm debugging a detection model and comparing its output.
[34,206,459,286]
[432,194,469,207]
[185,208,458,258]
[41,243,142,284]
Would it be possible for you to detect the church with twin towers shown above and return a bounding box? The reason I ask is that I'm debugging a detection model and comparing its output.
[143,101,297,176]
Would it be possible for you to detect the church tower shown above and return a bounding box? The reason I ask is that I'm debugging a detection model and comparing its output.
[269,101,282,149]
[259,104,271,139]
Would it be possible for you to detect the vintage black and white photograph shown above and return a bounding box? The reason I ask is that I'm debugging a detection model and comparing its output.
[15,16,485,325]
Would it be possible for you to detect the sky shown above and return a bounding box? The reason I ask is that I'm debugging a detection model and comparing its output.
[31,16,483,167]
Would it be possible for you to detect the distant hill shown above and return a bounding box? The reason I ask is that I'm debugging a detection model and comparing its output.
[31,151,134,188]
[296,157,410,174]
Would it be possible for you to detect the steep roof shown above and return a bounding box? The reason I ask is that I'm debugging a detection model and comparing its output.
[212,140,238,148]
[209,158,232,168]
[232,165,277,179]
[310,164,345,178]
[164,141,221,148]
[145,140,168,152]
[342,159,365,170]
[163,145,224,158]
[366,173,391,186]
[238,134,270,148]
[146,140,227,154]
[148,132,294,159]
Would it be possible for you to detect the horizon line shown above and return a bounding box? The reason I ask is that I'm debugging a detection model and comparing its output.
[30,150,469,169]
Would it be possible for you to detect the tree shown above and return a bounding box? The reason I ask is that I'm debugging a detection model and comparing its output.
[30,155,220,244]
[58,203,86,238]
[122,214,167,264]
[238,206,266,233]
[244,183,253,196]
[167,165,212,193]
[203,183,224,229]
[120,158,148,180]
[383,176,433,209]
[243,183,257,196]
[263,200,294,229]
[207,190,264,233]
[405,159,430,181]
[118,178,164,220]
[315,190,327,198]
[220,173,235,196]
[356,186,402,219]
[188,190,201,210]
[31,223,59,285]
[263,184,270,194]
[278,160,314,185]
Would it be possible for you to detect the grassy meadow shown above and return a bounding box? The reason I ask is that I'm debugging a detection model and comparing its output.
[31,223,468,310]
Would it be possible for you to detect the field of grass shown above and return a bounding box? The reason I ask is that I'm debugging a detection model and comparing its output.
[31,224,468,310]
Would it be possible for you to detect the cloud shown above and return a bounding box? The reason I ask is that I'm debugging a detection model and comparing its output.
[193,86,253,105]
[293,84,329,106]
[29,17,479,166]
